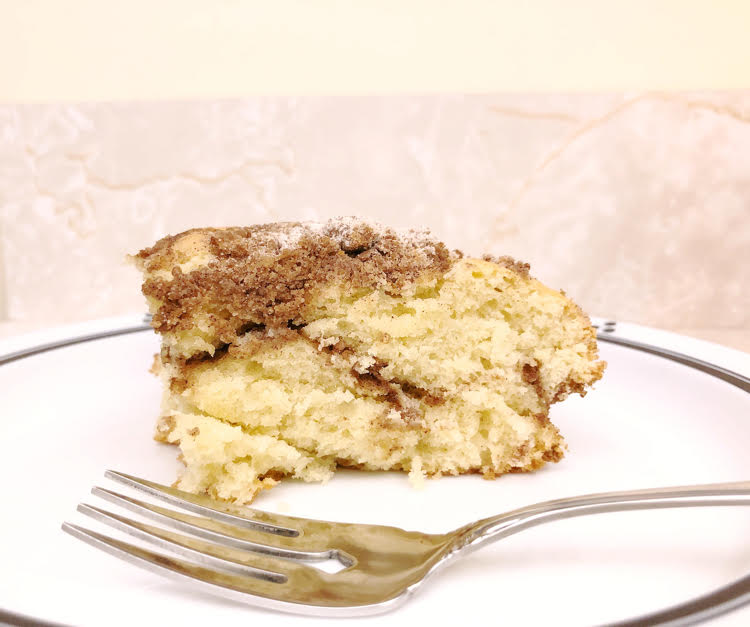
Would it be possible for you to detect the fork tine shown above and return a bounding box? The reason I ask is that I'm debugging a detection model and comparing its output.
[76,503,316,581]
[105,470,310,534]
[60,523,371,616]
[92,487,336,561]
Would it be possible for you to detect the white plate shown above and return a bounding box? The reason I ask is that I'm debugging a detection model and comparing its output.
[1,315,749,626]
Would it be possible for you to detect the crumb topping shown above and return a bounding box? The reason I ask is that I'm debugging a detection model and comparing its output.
[138,218,456,334]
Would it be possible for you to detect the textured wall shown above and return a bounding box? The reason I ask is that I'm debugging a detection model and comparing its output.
[1,92,748,334]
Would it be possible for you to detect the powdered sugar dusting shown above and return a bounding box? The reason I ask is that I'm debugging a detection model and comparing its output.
[270,221,326,250]
[263,217,441,253]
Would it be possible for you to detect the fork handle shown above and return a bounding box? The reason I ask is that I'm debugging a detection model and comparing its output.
[452,481,750,626]
[457,480,750,554]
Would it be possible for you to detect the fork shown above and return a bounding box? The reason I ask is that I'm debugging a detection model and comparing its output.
[62,472,750,624]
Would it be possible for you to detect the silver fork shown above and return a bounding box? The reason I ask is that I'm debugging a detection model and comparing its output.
[63,471,750,624]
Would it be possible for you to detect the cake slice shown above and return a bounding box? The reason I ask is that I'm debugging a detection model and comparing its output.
[133,218,605,503]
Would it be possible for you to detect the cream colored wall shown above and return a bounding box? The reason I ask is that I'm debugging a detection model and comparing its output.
[3,1,750,98]
[1,93,748,350]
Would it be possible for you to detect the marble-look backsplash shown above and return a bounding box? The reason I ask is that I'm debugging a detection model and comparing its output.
[0,92,748,332]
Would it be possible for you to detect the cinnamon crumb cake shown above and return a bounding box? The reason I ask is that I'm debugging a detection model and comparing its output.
[133,218,605,503]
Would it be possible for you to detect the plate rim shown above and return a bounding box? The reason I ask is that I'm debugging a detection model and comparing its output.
[1,314,748,626]
[2,314,748,382]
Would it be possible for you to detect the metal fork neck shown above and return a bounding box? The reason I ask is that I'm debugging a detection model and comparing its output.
[454,481,750,557]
